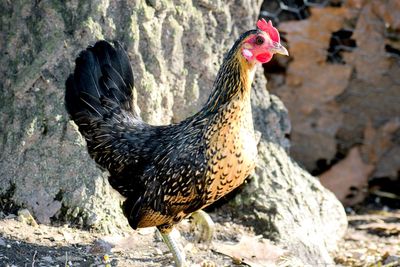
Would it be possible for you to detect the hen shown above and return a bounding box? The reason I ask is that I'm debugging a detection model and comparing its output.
[65,19,288,266]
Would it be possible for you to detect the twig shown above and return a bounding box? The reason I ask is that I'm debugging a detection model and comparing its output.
[65,251,68,267]
[31,250,37,267]
[370,189,400,200]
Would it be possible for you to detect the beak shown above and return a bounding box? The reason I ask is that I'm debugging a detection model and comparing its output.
[271,41,289,56]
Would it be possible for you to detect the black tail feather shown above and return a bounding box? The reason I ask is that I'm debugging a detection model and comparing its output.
[65,40,134,121]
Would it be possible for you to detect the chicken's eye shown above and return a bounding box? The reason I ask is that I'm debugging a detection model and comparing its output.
[255,36,264,45]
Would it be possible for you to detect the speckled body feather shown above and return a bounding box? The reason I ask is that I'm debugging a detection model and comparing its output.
[65,32,258,233]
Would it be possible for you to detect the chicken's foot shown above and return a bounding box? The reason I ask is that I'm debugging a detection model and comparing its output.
[191,209,215,244]
[159,228,187,267]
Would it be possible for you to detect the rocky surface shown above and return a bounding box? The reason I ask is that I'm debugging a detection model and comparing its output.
[0,0,346,265]
[1,209,398,267]
[233,140,347,265]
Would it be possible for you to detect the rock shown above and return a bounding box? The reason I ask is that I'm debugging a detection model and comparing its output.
[5,214,17,220]
[41,256,54,263]
[0,237,6,247]
[200,261,216,267]
[154,248,163,256]
[384,255,400,265]
[89,239,114,254]
[233,140,347,265]
[17,209,38,226]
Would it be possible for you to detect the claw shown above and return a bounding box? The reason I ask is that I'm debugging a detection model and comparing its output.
[157,210,215,266]
[191,210,215,244]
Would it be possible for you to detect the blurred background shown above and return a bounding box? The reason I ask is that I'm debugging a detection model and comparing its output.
[260,0,400,209]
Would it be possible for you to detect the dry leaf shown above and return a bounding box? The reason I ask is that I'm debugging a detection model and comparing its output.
[213,235,285,267]
[356,223,400,235]
[319,147,374,206]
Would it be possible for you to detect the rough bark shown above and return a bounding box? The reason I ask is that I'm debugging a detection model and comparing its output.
[0,0,346,264]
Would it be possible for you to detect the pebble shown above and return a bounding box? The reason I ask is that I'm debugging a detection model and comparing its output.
[154,248,163,255]
[89,239,113,254]
[17,209,38,226]
[384,255,400,265]
[0,238,6,247]
[42,256,54,263]
[201,260,216,267]
[62,232,74,242]
[5,214,17,219]
[138,227,155,235]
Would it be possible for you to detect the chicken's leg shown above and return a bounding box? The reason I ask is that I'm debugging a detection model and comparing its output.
[158,227,187,267]
[191,209,215,244]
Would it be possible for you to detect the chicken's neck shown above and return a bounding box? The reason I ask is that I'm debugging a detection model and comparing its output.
[200,55,255,116]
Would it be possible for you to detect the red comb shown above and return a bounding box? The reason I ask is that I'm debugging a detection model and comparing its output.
[257,19,280,43]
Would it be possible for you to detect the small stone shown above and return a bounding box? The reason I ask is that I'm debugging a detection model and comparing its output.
[0,238,6,246]
[154,248,163,255]
[5,214,17,219]
[17,209,38,226]
[42,256,54,263]
[368,243,378,251]
[232,256,243,265]
[34,230,43,235]
[201,260,216,267]
[89,239,113,254]
[53,235,64,242]
[138,227,155,235]
[62,232,74,242]
[86,213,99,226]
[384,255,400,265]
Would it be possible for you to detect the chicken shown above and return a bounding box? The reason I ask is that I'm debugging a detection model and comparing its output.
[65,19,288,267]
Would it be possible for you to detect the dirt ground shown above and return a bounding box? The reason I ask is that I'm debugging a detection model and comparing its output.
[333,208,400,267]
[0,208,399,267]
[0,209,282,267]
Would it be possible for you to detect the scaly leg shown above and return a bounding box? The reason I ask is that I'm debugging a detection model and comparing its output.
[191,209,215,244]
[158,227,187,267]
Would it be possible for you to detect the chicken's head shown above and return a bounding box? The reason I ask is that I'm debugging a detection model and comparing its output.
[241,19,288,64]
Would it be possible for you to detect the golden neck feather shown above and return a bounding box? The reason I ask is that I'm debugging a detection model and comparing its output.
[200,51,256,115]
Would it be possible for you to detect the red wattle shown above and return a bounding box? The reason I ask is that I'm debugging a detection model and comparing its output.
[255,53,272,63]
